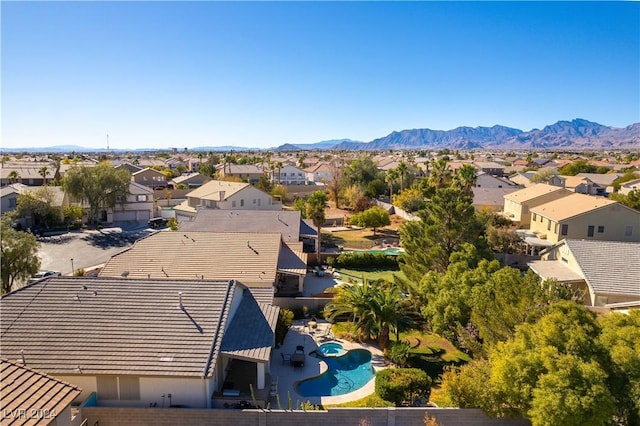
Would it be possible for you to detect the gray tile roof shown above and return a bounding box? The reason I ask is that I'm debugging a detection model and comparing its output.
[1,357,81,425]
[99,231,284,285]
[180,210,303,242]
[278,244,308,276]
[564,239,640,297]
[0,277,237,377]
[220,289,279,363]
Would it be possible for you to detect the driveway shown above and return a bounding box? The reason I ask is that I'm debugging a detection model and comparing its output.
[36,227,155,275]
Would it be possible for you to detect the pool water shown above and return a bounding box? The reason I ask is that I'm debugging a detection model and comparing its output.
[296,349,374,397]
[317,342,345,357]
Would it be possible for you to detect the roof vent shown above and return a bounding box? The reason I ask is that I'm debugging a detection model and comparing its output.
[121,271,129,277]
[178,291,183,310]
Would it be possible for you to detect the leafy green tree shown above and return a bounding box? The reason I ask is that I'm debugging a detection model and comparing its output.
[598,310,640,424]
[16,186,63,229]
[1,214,41,294]
[342,184,366,211]
[530,167,557,184]
[557,160,602,176]
[326,159,344,209]
[349,206,390,236]
[375,368,431,406]
[441,360,495,414]
[255,175,273,193]
[292,198,307,217]
[271,184,288,203]
[610,189,640,211]
[343,156,382,189]
[62,163,131,224]
[611,170,639,191]
[393,187,426,213]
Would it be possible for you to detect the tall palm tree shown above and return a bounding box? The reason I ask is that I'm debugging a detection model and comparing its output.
[38,166,48,185]
[276,161,284,185]
[306,191,328,260]
[454,164,477,195]
[385,169,399,201]
[396,162,409,192]
[428,158,452,190]
[325,281,415,350]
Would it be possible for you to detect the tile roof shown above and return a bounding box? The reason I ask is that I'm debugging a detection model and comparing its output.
[504,183,570,203]
[527,260,584,282]
[530,193,618,221]
[180,210,303,243]
[220,290,279,363]
[1,358,81,425]
[0,277,237,377]
[99,231,284,284]
[171,172,209,185]
[565,239,640,297]
[278,244,308,276]
[184,180,249,201]
[473,187,519,207]
[576,173,624,186]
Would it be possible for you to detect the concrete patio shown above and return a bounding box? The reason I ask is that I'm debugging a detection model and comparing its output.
[267,320,387,408]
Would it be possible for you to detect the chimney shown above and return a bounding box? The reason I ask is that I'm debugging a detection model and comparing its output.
[178,292,183,310]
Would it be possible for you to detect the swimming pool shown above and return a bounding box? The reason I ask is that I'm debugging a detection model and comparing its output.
[317,342,345,357]
[296,348,374,397]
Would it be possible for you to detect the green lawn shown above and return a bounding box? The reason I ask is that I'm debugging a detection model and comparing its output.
[398,329,471,380]
[335,268,405,284]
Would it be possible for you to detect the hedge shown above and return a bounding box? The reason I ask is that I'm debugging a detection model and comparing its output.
[375,368,431,406]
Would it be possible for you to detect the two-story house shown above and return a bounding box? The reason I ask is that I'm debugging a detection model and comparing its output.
[503,183,572,225]
[174,180,281,221]
[528,193,640,243]
[270,164,306,185]
[132,168,168,189]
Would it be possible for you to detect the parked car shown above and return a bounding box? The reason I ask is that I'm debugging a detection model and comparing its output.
[28,270,61,284]
[148,217,168,229]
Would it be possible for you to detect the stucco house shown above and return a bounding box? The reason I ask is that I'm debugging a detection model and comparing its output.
[170,172,211,189]
[270,164,306,185]
[174,180,281,221]
[529,239,640,308]
[218,164,264,184]
[304,162,333,184]
[98,231,307,294]
[548,175,602,195]
[132,168,168,189]
[0,277,278,409]
[528,193,640,244]
[617,178,640,195]
[0,183,28,215]
[502,183,572,225]
[0,162,58,187]
[1,358,82,426]
[108,182,154,228]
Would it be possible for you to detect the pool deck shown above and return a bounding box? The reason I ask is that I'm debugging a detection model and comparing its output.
[269,320,387,408]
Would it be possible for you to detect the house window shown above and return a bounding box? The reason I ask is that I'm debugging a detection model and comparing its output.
[561,224,569,236]
[118,377,140,400]
[547,219,551,231]
[554,223,559,233]
[258,199,261,206]
[597,226,604,233]
[625,226,633,236]
[232,201,236,208]
[587,226,594,237]
[97,376,119,400]
[137,195,148,202]
[8,198,16,208]
[115,196,123,203]
[532,213,537,221]
[253,199,256,204]
[240,199,244,207]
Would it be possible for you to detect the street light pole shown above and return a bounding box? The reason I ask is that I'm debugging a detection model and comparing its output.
[70,258,74,275]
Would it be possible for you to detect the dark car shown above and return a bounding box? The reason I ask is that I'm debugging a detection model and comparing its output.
[148,217,168,229]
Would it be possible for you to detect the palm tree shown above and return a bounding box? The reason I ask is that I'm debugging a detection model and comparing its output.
[325,281,415,350]
[427,158,452,190]
[39,166,48,185]
[7,170,20,184]
[396,162,409,191]
[385,169,399,200]
[276,161,284,185]
[454,164,477,195]
[306,191,328,260]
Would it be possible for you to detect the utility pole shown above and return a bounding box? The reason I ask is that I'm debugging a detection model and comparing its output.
[106,133,110,151]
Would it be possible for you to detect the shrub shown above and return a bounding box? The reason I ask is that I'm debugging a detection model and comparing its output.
[167,217,178,231]
[375,368,432,406]
[389,341,412,367]
[275,308,294,345]
[334,252,398,269]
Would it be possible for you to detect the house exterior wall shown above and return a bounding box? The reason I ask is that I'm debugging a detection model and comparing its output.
[110,184,154,226]
[504,190,570,225]
[133,169,167,188]
[58,375,214,409]
[218,187,280,211]
[0,192,19,214]
[530,204,640,243]
[305,169,332,184]
[272,166,306,185]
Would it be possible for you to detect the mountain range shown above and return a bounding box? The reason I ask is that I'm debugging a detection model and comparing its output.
[2,119,638,153]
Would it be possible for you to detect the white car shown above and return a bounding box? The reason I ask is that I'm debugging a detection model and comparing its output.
[28,270,61,284]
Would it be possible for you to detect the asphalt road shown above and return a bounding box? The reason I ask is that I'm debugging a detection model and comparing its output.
[37,227,155,275]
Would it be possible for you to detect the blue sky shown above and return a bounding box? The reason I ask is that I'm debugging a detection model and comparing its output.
[2,1,638,150]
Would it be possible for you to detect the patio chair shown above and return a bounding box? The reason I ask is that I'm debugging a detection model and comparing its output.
[281,352,291,364]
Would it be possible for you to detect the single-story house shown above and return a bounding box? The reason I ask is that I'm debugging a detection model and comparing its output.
[170,172,211,189]
[1,357,82,425]
[98,231,307,293]
[0,277,278,408]
[218,164,264,184]
[529,239,640,308]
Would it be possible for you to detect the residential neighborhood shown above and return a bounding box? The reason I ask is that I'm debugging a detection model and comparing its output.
[1,148,639,426]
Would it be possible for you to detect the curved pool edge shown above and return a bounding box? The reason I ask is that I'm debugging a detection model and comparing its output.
[292,342,389,406]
